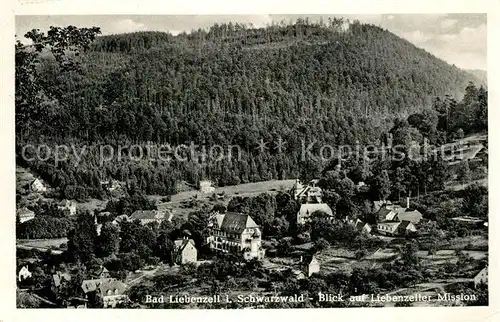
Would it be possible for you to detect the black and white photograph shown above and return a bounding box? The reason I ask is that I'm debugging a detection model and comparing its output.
[12,11,490,310]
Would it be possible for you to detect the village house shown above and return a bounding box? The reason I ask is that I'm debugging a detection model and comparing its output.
[373,200,393,213]
[396,220,417,236]
[207,212,265,260]
[100,180,123,192]
[199,180,215,194]
[18,266,32,282]
[57,199,77,216]
[377,220,417,237]
[376,221,401,236]
[17,207,35,223]
[297,203,333,225]
[129,210,167,225]
[108,180,122,192]
[354,219,372,234]
[30,178,47,193]
[90,265,111,279]
[52,271,72,293]
[300,255,320,277]
[81,278,128,308]
[292,179,323,203]
[474,266,488,288]
[172,238,198,265]
[375,207,398,222]
[292,269,306,280]
[374,198,423,224]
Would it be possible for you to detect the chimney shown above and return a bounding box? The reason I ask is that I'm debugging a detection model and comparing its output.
[406,197,410,209]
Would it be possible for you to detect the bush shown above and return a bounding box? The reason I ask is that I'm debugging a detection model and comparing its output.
[355,249,367,259]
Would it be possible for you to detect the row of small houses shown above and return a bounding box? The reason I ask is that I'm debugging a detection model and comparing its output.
[290,179,424,237]
[295,197,423,237]
[17,261,488,308]
[18,265,128,308]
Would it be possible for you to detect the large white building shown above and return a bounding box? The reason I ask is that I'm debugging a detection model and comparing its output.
[207,212,265,260]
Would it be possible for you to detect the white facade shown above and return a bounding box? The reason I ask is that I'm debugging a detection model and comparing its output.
[208,212,265,260]
[199,180,215,193]
[58,200,77,216]
[17,208,35,223]
[31,179,47,192]
[18,266,32,282]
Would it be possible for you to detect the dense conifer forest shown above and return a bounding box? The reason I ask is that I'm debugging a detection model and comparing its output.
[15,19,487,199]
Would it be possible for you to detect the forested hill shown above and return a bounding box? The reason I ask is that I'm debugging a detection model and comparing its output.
[16,20,487,198]
[24,19,481,143]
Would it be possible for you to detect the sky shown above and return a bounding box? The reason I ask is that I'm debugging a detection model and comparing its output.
[15,14,487,70]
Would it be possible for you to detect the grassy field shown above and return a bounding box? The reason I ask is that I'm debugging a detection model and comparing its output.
[152,179,295,203]
[17,238,68,248]
[151,179,296,221]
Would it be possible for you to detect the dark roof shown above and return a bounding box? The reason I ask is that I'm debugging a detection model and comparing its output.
[398,220,412,230]
[174,238,196,252]
[355,221,368,231]
[397,220,414,234]
[91,265,109,277]
[219,212,258,233]
[301,254,319,265]
[376,207,393,220]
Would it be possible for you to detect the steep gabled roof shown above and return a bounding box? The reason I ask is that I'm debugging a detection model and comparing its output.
[355,220,370,232]
[219,212,259,233]
[91,265,109,277]
[475,266,488,278]
[398,220,413,230]
[174,238,196,252]
[301,254,319,266]
[376,207,395,221]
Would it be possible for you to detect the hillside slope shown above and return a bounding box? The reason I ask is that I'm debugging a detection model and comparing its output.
[30,20,480,143]
[15,20,487,198]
